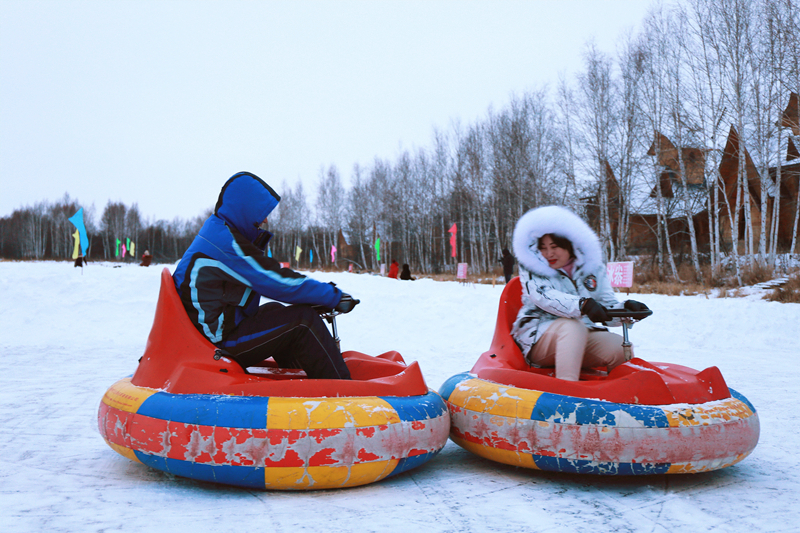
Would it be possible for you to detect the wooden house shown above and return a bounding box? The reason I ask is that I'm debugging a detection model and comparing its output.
[716,121,800,252]
[583,131,709,258]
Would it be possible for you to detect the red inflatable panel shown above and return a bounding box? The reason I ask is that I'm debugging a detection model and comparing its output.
[470,277,732,405]
[131,269,428,398]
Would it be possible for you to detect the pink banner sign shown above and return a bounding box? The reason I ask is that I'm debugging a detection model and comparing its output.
[607,261,634,288]
[280,262,291,269]
[457,263,468,280]
[448,224,457,258]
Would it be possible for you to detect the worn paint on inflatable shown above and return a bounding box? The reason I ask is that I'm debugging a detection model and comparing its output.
[99,378,449,489]
[440,372,759,475]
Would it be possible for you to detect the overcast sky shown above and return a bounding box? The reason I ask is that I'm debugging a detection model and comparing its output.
[1,0,659,222]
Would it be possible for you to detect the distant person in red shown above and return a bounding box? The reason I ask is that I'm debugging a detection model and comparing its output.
[388,260,399,279]
[140,250,152,267]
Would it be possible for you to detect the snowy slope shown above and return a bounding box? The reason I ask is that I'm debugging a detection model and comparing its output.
[0,261,798,532]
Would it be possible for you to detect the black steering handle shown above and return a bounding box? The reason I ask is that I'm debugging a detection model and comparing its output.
[606,309,653,320]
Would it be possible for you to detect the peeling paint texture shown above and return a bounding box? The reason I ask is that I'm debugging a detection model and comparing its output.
[98,378,450,490]
[439,374,759,475]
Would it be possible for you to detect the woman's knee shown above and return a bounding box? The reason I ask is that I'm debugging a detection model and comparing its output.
[552,318,588,342]
[586,331,626,368]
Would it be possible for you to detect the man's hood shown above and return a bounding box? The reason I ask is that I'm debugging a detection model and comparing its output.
[214,172,280,242]
[512,205,603,277]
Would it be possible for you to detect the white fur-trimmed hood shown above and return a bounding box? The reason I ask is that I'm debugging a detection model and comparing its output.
[512,205,603,277]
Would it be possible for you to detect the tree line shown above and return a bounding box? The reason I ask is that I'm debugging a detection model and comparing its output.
[3,0,799,285]
[269,0,800,282]
[0,194,208,263]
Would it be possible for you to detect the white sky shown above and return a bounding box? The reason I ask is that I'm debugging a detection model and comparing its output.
[0,0,659,221]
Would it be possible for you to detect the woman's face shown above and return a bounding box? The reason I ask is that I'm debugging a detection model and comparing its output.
[538,235,572,270]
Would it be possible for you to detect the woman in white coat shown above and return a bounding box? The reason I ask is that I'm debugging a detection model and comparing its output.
[510,205,649,381]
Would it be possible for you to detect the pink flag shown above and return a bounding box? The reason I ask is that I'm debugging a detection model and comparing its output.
[606,261,634,288]
[448,223,457,258]
[331,245,337,262]
[121,244,127,258]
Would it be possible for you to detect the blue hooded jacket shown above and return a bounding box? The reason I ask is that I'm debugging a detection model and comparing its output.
[173,172,342,344]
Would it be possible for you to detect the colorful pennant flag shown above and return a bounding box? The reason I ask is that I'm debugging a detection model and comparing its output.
[267,247,272,258]
[115,239,121,257]
[121,243,127,258]
[130,242,135,257]
[448,223,457,258]
[375,238,381,262]
[309,249,313,263]
[295,246,302,262]
[72,229,80,259]
[331,244,337,262]
[68,208,89,257]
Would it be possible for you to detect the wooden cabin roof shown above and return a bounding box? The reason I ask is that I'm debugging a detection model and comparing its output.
[718,125,762,203]
[780,93,799,135]
[788,137,799,162]
[646,131,706,186]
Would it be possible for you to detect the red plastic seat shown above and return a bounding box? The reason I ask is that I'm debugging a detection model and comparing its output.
[130,269,429,398]
[469,277,731,405]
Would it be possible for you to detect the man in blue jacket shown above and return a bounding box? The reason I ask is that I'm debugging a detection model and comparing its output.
[172,172,357,379]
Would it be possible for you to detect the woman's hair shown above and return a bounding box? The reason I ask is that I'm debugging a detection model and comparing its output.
[537,233,576,258]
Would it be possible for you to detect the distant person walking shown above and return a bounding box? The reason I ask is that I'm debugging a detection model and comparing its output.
[140,250,152,267]
[501,248,515,283]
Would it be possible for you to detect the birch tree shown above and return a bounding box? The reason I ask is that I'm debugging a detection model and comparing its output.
[685,0,730,275]
[668,9,703,279]
[576,43,618,261]
[639,8,680,279]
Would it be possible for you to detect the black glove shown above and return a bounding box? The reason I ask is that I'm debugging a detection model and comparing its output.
[334,293,359,313]
[581,298,611,323]
[624,300,650,313]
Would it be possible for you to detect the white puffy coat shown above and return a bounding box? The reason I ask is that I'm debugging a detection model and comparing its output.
[511,205,624,357]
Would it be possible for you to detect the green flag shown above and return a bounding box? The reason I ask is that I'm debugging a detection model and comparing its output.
[375,238,381,262]
[115,238,121,257]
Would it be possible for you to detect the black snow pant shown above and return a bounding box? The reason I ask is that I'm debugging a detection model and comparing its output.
[219,303,351,380]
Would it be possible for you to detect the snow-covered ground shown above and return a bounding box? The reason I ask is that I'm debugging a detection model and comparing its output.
[1,261,798,532]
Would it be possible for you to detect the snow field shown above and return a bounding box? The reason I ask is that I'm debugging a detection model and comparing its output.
[0,261,798,532]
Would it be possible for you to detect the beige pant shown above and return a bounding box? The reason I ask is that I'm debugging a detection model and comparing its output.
[529,318,629,381]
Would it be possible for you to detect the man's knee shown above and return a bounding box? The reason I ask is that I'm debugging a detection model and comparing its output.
[292,305,325,328]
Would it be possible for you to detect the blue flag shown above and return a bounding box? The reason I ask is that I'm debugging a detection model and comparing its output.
[309,249,313,263]
[68,208,89,257]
